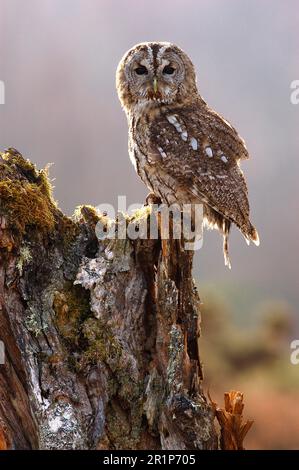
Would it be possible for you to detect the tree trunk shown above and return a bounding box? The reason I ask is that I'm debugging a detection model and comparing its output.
[0,148,218,450]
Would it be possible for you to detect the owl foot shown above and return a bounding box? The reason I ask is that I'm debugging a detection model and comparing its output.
[144,192,162,206]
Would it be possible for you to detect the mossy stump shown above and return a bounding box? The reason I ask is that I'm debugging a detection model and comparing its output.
[0,149,218,449]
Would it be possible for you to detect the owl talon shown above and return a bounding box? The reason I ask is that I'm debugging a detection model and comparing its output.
[145,192,162,206]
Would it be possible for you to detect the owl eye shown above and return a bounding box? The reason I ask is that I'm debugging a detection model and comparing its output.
[135,66,148,75]
[163,65,175,75]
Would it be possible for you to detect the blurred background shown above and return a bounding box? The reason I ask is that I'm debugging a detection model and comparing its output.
[0,0,298,449]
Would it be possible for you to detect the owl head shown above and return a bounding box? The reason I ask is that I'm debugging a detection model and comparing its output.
[116,42,198,113]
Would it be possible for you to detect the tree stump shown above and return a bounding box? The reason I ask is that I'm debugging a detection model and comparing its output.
[0,148,218,450]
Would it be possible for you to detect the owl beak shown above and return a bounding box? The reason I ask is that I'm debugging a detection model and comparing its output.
[153,77,158,94]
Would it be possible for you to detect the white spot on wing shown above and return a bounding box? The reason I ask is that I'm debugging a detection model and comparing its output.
[190,137,198,151]
[181,131,188,141]
[216,175,228,179]
[157,146,167,159]
[166,115,183,133]
[167,115,178,125]
[221,155,228,163]
[174,123,183,132]
[205,147,213,158]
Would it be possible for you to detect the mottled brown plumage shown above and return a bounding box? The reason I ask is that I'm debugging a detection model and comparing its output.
[116,41,259,267]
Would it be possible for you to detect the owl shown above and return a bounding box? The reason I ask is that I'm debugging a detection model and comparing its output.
[116,42,259,267]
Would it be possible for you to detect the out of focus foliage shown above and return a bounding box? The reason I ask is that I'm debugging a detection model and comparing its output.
[199,285,299,450]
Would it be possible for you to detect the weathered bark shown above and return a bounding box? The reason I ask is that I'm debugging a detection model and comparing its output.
[0,148,218,450]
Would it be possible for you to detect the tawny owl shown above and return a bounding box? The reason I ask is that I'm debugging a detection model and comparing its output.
[116,42,259,267]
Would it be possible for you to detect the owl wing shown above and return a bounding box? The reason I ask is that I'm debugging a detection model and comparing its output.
[148,107,251,230]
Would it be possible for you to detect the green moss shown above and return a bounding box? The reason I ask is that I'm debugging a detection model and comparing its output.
[54,280,145,447]
[1,150,54,198]
[0,150,57,237]
[0,179,55,234]
[105,399,144,450]
[2,149,39,175]
[80,318,122,367]
[74,204,153,241]
[57,215,81,249]
[75,205,101,226]
[53,283,90,346]
[128,205,151,223]
[53,283,124,374]
[105,403,133,449]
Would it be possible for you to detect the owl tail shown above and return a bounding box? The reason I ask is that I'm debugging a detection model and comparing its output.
[242,222,260,247]
[223,219,231,269]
